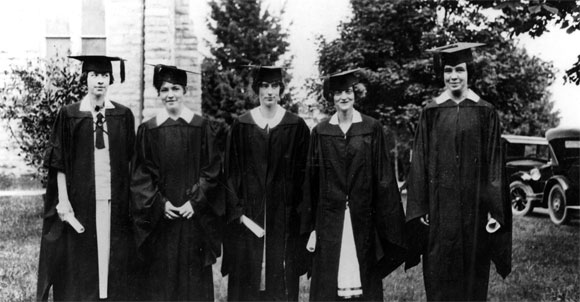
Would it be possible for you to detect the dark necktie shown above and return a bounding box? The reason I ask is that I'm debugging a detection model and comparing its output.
[95,111,105,149]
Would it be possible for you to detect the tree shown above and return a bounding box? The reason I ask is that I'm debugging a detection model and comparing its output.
[202,0,292,124]
[0,58,85,182]
[312,0,559,180]
[463,0,580,85]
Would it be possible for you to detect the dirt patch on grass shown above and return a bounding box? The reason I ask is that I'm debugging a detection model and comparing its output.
[0,173,42,191]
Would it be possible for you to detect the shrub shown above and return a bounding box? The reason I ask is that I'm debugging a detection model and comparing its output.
[0,57,86,184]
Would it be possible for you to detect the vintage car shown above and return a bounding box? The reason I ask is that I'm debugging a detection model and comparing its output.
[505,129,580,225]
[503,135,551,216]
[543,128,580,225]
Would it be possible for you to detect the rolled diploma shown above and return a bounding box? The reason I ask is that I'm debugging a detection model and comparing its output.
[306,230,316,252]
[63,213,85,233]
[241,215,264,238]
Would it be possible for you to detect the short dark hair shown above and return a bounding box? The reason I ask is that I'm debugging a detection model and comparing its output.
[323,82,367,103]
[80,71,115,86]
[252,81,285,96]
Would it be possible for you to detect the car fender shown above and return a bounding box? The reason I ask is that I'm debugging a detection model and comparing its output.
[542,176,570,204]
[509,171,532,183]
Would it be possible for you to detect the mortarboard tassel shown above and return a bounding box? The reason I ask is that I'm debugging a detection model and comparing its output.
[120,60,125,83]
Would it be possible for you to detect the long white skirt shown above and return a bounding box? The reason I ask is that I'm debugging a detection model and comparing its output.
[94,147,111,299]
[96,199,111,299]
[337,206,363,298]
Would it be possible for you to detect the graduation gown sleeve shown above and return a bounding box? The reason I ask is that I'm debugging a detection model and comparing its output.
[404,110,430,269]
[37,108,68,301]
[299,126,320,236]
[185,120,225,213]
[405,110,429,222]
[130,123,167,251]
[372,125,407,277]
[485,111,512,278]
[186,119,226,262]
[224,120,244,223]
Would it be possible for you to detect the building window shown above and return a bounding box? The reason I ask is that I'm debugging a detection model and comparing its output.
[45,11,71,58]
[81,0,106,54]
[46,37,72,58]
[82,37,106,55]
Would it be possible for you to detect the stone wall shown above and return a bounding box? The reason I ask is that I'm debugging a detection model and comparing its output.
[141,0,201,122]
[174,0,201,112]
[106,0,144,122]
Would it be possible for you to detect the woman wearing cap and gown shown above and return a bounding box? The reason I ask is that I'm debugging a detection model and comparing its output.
[300,70,406,301]
[221,66,310,301]
[130,65,224,301]
[405,43,512,301]
[37,56,135,301]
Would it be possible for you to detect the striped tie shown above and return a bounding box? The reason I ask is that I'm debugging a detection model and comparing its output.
[95,112,105,149]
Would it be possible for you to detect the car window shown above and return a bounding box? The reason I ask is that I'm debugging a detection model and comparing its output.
[507,143,550,161]
[550,138,580,163]
[565,140,580,149]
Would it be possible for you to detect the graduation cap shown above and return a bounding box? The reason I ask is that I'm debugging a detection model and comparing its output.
[324,69,361,91]
[322,68,361,101]
[427,42,484,73]
[69,55,126,83]
[256,66,283,83]
[242,65,284,84]
[243,65,286,94]
[149,64,198,91]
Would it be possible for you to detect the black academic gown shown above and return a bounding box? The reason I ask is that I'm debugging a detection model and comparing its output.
[130,114,224,301]
[37,101,135,301]
[300,114,406,302]
[222,110,310,301]
[405,93,512,301]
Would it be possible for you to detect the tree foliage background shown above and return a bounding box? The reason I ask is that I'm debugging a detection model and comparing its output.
[311,0,561,179]
[202,0,293,125]
[0,0,571,184]
[0,58,85,182]
[464,0,580,85]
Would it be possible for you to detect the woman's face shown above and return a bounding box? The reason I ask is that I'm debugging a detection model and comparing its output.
[258,82,281,108]
[86,71,110,97]
[159,81,185,114]
[443,62,468,94]
[333,86,355,113]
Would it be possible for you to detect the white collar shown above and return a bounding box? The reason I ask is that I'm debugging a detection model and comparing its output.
[156,106,195,125]
[329,109,362,125]
[79,97,115,112]
[250,104,286,129]
[434,89,480,104]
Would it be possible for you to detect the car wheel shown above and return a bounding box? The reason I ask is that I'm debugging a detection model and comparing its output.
[510,181,534,216]
[548,184,568,225]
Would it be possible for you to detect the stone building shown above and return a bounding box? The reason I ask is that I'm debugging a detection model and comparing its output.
[45,0,202,124]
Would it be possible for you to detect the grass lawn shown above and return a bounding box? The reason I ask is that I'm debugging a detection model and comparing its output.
[0,196,44,301]
[1,195,578,301]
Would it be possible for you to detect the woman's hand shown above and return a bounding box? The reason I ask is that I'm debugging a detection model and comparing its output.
[178,202,195,219]
[420,214,430,226]
[56,172,74,221]
[306,230,316,252]
[56,199,74,221]
[164,201,180,220]
[486,213,500,233]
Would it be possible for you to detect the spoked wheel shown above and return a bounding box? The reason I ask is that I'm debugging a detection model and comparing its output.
[510,181,534,216]
[548,184,569,225]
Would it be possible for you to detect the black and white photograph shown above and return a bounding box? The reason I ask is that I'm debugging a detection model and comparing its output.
[0,0,579,301]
